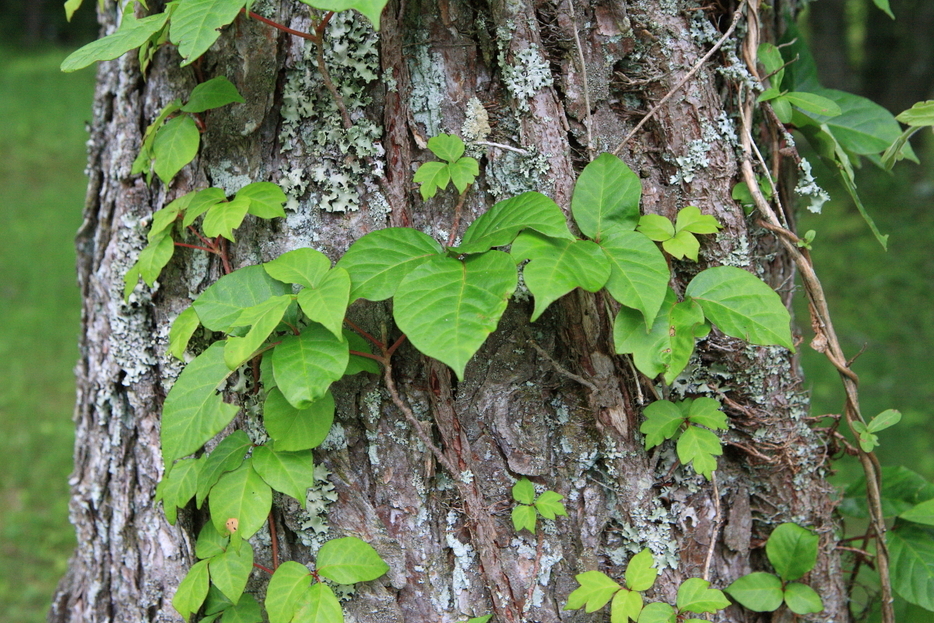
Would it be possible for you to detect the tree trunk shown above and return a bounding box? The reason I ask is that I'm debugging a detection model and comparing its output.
[51,1,848,622]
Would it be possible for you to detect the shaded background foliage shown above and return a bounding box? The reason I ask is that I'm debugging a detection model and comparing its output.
[0,0,930,621]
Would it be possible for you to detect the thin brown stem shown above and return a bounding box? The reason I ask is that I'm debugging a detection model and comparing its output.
[344,318,385,350]
[313,12,353,129]
[217,237,233,275]
[386,334,407,357]
[173,241,217,253]
[268,512,280,570]
[243,9,318,43]
[447,188,470,247]
[253,562,275,575]
[349,349,385,362]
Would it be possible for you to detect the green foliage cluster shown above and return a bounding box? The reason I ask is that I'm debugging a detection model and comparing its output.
[510,477,567,533]
[640,397,727,479]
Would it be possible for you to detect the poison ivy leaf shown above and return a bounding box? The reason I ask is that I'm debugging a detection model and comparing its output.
[204,584,235,616]
[889,524,934,610]
[512,477,535,504]
[413,161,450,200]
[209,540,253,604]
[173,559,210,619]
[156,457,201,524]
[236,181,288,219]
[427,133,465,162]
[195,522,230,560]
[343,330,380,375]
[209,461,272,539]
[264,248,331,288]
[565,570,621,612]
[867,408,901,433]
[297,268,351,339]
[725,571,783,612]
[512,504,537,533]
[534,491,567,520]
[640,400,685,450]
[900,499,934,526]
[800,89,905,155]
[266,561,313,623]
[685,266,794,350]
[394,252,517,380]
[598,228,669,329]
[676,578,730,613]
[765,523,819,581]
[757,42,785,90]
[684,397,727,430]
[511,232,610,321]
[61,10,171,72]
[636,214,674,241]
[571,153,642,240]
[264,388,335,452]
[181,76,244,113]
[195,430,252,507]
[169,307,200,361]
[337,228,444,301]
[149,198,186,243]
[636,601,675,623]
[840,466,934,518]
[297,0,388,30]
[624,548,657,592]
[613,290,675,380]
[664,299,704,383]
[871,0,894,19]
[467,616,493,623]
[193,265,290,332]
[153,114,200,184]
[853,421,880,453]
[457,192,574,254]
[223,593,263,623]
[293,582,343,623]
[252,446,316,507]
[783,92,841,117]
[661,230,700,262]
[137,233,175,286]
[448,157,480,194]
[224,294,292,369]
[64,0,84,22]
[676,425,722,479]
[182,187,228,227]
[170,0,247,66]
[611,588,643,623]
[783,582,823,615]
[756,87,781,103]
[202,196,251,242]
[771,97,793,124]
[161,343,239,463]
[271,325,349,408]
[674,206,721,235]
[316,536,390,584]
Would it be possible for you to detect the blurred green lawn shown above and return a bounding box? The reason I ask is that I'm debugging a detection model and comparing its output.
[0,47,95,622]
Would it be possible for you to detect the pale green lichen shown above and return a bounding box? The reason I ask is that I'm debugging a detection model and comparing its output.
[485,148,552,199]
[501,45,554,113]
[297,464,340,548]
[406,44,447,138]
[461,97,491,143]
[795,158,830,214]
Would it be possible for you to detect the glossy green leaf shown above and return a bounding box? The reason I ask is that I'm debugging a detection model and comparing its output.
[611,588,643,623]
[757,42,785,90]
[266,561,313,623]
[173,559,210,619]
[202,196,250,242]
[674,206,721,235]
[676,578,730,613]
[662,230,700,262]
[467,616,493,623]
[624,549,657,592]
[512,504,537,533]
[123,264,141,301]
[264,248,331,288]
[867,408,901,433]
[236,182,288,219]
[149,199,185,243]
[427,133,465,162]
[765,523,819,581]
[161,343,239,463]
[210,461,272,539]
[64,0,84,22]
[61,10,171,72]
[343,330,380,375]
[224,295,292,369]
[195,522,230,560]
[153,115,200,184]
[784,92,841,117]
[571,153,641,240]
[636,214,674,241]
[640,400,684,449]
[271,326,349,408]
[664,299,704,383]
[613,290,674,380]
[156,457,201,525]
[636,601,675,623]
[889,524,934,610]
[511,232,610,321]
[170,0,247,66]
[413,161,450,200]
[725,571,783,612]
[598,228,669,329]
[193,265,290,331]
[448,157,480,194]
[685,266,794,350]
[316,536,390,584]
[195,430,251,507]
[771,96,793,124]
[138,233,175,286]
[684,397,727,430]
[297,0,387,29]
[756,87,781,103]
[182,187,228,227]
[264,388,335,452]
[512,477,535,504]
[169,306,200,361]
[676,426,721,479]
[840,466,934,518]
[252,446,315,506]
[457,191,574,254]
[223,593,263,623]
[337,228,443,301]
[394,252,517,380]
[783,582,823,615]
[203,584,235,616]
[209,540,253,604]
[535,491,567,520]
[896,100,934,126]
[293,582,344,623]
[900,498,934,526]
[801,89,904,155]
[565,570,621,612]
[181,76,244,113]
[297,268,351,339]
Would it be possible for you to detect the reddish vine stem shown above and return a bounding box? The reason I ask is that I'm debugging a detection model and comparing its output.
[218,237,233,275]
[243,9,317,42]
[386,334,407,357]
[187,224,214,248]
[312,13,353,130]
[268,512,280,570]
[349,349,384,362]
[173,241,216,253]
[344,318,385,350]
[446,188,470,247]
[253,562,275,575]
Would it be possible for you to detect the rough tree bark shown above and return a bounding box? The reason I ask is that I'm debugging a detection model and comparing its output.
[51,1,847,622]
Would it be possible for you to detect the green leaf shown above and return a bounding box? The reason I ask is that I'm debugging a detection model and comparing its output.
[137,233,175,286]
[534,491,567,520]
[223,593,263,623]
[448,157,480,194]
[771,96,793,124]
[801,89,905,155]
[156,457,201,524]
[512,504,537,533]
[457,191,574,254]
[264,248,331,288]
[840,466,934,518]
[783,92,842,117]
[427,133,466,162]
[182,187,228,227]
[640,400,684,450]
[153,115,200,184]
[765,523,819,581]
[169,306,200,361]
[685,266,794,350]
[571,153,642,240]
[611,588,643,623]
[756,87,781,103]
[224,295,292,369]
[636,214,674,241]
[170,0,248,66]
[636,602,675,623]
[316,536,389,584]
[64,0,84,22]
[61,10,171,72]
[264,388,335,452]
[624,548,657,592]
[202,196,251,242]
[394,252,517,380]
[467,616,493,623]
[895,100,934,126]
[757,42,785,90]
[676,577,730,613]
[252,446,315,506]
[124,263,141,301]
[871,0,894,19]
[899,499,934,526]
[209,540,253,604]
[266,561,313,623]
[161,343,239,463]
[297,268,351,339]
[725,571,783,612]
[613,290,674,380]
[674,206,721,235]
[565,570,621,612]
[209,461,272,539]
[297,0,387,29]
[181,76,244,113]
[195,522,230,560]
[173,559,210,619]
[343,330,380,375]
[413,161,450,200]
[661,230,700,262]
[271,326,349,408]
[512,477,535,504]
[664,299,704,383]
[783,582,823,615]
[293,582,344,623]
[204,584,235,616]
[193,265,290,332]
[889,524,934,610]
[149,199,185,243]
[511,232,610,321]
[867,408,901,433]
[857,428,880,453]
[684,397,727,430]
[676,426,722,479]
[598,228,670,329]
[196,430,252,507]
[236,182,288,219]
[337,228,444,301]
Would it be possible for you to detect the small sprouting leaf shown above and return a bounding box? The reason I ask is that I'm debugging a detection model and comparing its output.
[565,570,621,612]
[316,536,389,584]
[223,593,263,623]
[731,177,773,212]
[867,408,901,433]
[611,588,643,623]
[598,228,670,330]
[856,427,880,453]
[571,153,642,240]
[172,559,210,619]
[209,461,272,539]
[413,161,450,200]
[235,182,288,220]
[783,582,823,615]
[61,10,171,72]
[895,100,934,126]
[635,601,675,623]
[337,228,444,301]
[676,426,722,479]
[193,265,291,332]
[156,457,201,524]
[684,397,727,430]
[783,92,842,117]
[209,540,253,604]
[888,523,934,610]
[512,477,535,504]
[297,0,388,30]
[153,114,200,184]
[765,523,819,582]
[448,157,480,194]
[675,577,730,614]
[169,306,200,361]
[181,76,245,113]
[725,571,783,612]
[264,248,332,288]
[202,196,251,242]
[674,206,721,235]
[640,400,685,450]
[624,549,657,592]
[224,294,292,369]
[264,388,335,452]
[457,191,574,254]
[195,522,230,560]
[636,214,674,241]
[271,325,349,408]
[511,504,537,533]
[296,268,351,339]
[534,491,567,520]
[427,133,466,162]
[137,233,175,286]
[170,0,248,66]
[182,187,228,227]
[266,561,313,623]
[196,430,252,507]
[293,582,343,623]
[252,446,315,507]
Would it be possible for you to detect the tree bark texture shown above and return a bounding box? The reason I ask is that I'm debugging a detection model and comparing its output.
[52,1,847,622]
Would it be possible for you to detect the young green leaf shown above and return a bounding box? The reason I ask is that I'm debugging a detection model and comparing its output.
[266,561,313,623]
[224,294,292,369]
[725,571,783,612]
[611,588,643,623]
[624,548,658,592]
[636,214,675,242]
[898,498,934,526]
[137,233,175,286]
[448,157,480,193]
[783,92,842,117]
[457,191,574,254]
[783,582,823,615]
[149,200,186,243]
[771,96,793,123]
[867,408,901,433]
[413,161,450,200]
[134,100,183,178]
[182,187,228,227]
[661,230,700,262]
[871,0,894,18]
[636,601,675,623]
[222,593,263,623]
[196,430,252,507]
[181,76,245,113]
[565,570,621,612]
[534,491,567,520]
[316,536,390,584]
[765,523,819,581]
[512,477,535,505]
[756,87,782,103]
[209,461,272,539]
[895,100,934,126]
[757,42,786,90]
[467,616,493,623]
[598,227,669,329]
[427,133,466,162]
[202,196,251,242]
[195,522,230,560]
[169,306,200,361]
[172,559,210,619]
[170,0,248,66]
[156,457,202,524]
[152,114,200,184]
[64,0,84,22]
[297,0,388,29]
[236,181,288,219]
[264,388,335,452]
[888,524,934,610]
[337,228,444,301]
[613,290,677,380]
[293,582,343,623]
[264,248,331,288]
[123,263,142,301]
[193,265,291,332]
[271,325,349,408]
[61,10,171,72]
[799,89,905,155]
[664,299,704,383]
[252,446,316,507]
[675,578,730,613]
[684,397,727,431]
[640,400,685,449]
[296,268,351,339]
[209,540,254,604]
[854,423,880,453]
[676,426,722,479]
[571,153,642,240]
[512,504,537,533]
[674,206,721,235]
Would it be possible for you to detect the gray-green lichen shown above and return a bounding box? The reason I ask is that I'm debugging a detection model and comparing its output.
[297,464,340,548]
[485,147,552,199]
[406,44,447,139]
[501,44,554,113]
[461,97,491,143]
[795,158,830,214]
